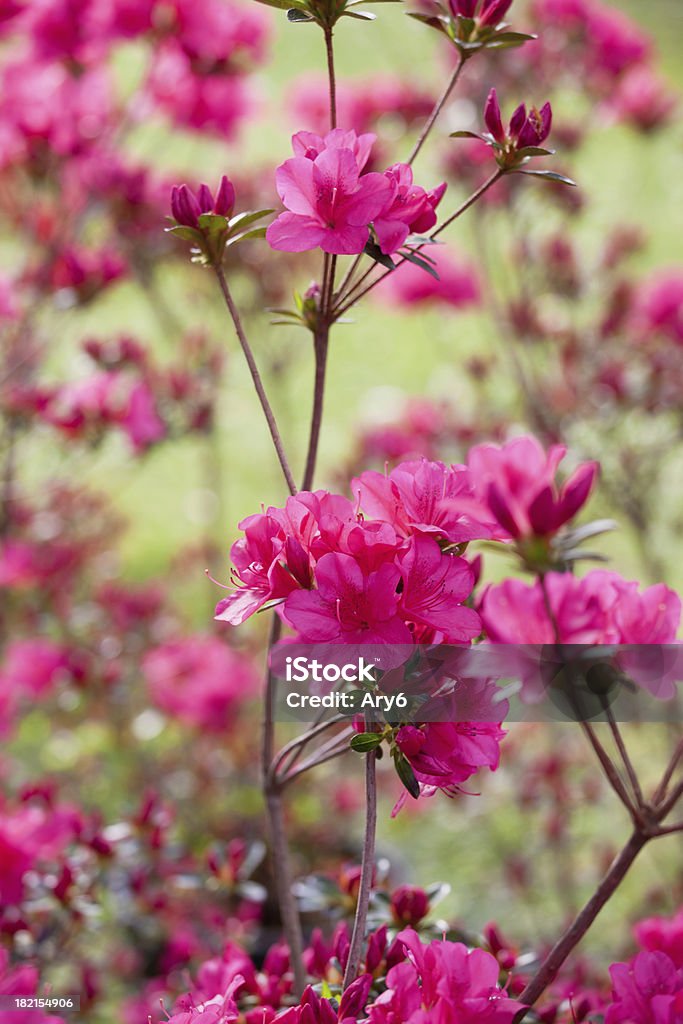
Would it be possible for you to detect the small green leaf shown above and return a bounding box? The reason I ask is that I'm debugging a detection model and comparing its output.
[350,732,383,753]
[449,129,486,141]
[287,7,314,19]
[227,209,273,234]
[393,750,420,799]
[486,30,537,48]
[342,9,376,17]
[253,0,303,8]
[516,146,555,158]
[515,169,577,186]
[364,239,396,271]
[227,226,268,245]
[165,225,204,243]
[407,11,447,32]
[402,250,440,280]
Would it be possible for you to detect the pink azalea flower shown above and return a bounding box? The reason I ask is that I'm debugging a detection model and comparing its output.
[353,459,496,546]
[266,131,392,255]
[166,974,243,1024]
[291,127,376,171]
[373,164,446,255]
[636,909,683,969]
[606,951,683,1024]
[283,552,412,648]
[368,928,525,1024]
[214,511,309,626]
[467,436,598,540]
[396,718,505,794]
[143,635,258,732]
[480,571,681,645]
[397,535,481,643]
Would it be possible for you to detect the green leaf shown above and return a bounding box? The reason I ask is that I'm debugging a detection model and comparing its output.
[342,9,376,17]
[393,750,420,799]
[198,212,229,234]
[253,0,304,8]
[287,7,315,20]
[165,225,204,244]
[560,519,618,546]
[364,239,396,271]
[515,169,577,186]
[516,146,555,158]
[449,129,486,141]
[350,732,383,753]
[407,11,447,32]
[227,226,267,245]
[402,250,440,280]
[486,30,536,47]
[227,209,273,234]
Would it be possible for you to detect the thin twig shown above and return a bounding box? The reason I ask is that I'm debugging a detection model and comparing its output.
[214,266,297,495]
[653,738,683,805]
[343,751,378,989]
[516,830,648,1014]
[407,55,466,165]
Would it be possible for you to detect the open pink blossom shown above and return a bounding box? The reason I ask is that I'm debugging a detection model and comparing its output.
[283,552,412,648]
[267,131,391,255]
[368,928,525,1024]
[606,951,683,1024]
[467,436,598,540]
[397,535,480,643]
[353,459,496,546]
[396,718,505,794]
[373,164,446,255]
[214,510,312,626]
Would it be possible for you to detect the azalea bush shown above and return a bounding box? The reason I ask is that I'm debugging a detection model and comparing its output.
[1,1,682,1023]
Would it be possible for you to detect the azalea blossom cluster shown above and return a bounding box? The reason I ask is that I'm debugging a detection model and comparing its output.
[266,129,446,256]
[149,903,683,1024]
[217,435,598,640]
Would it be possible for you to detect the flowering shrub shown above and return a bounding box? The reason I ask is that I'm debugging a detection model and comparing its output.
[0,0,681,1021]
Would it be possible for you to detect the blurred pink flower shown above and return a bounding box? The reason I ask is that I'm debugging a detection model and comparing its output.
[630,268,683,346]
[377,246,480,308]
[636,909,683,970]
[0,948,65,1024]
[143,635,258,732]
